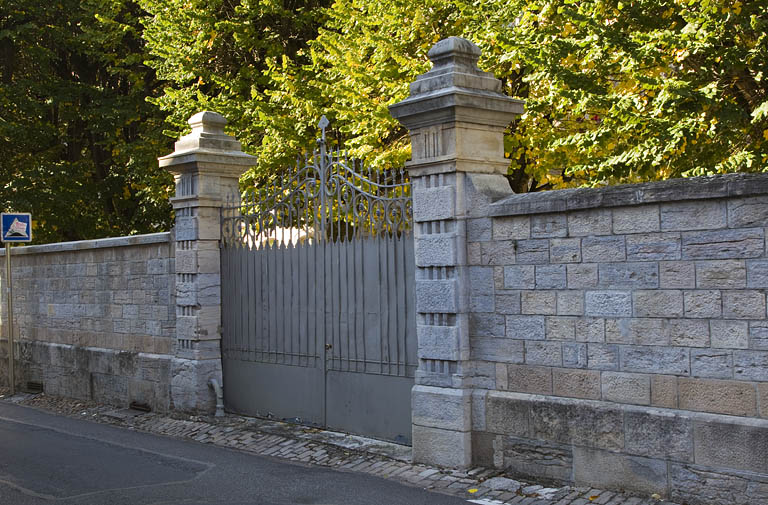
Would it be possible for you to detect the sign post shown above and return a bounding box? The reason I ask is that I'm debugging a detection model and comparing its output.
[1,213,32,394]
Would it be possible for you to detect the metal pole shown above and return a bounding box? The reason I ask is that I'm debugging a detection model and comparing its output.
[5,242,13,395]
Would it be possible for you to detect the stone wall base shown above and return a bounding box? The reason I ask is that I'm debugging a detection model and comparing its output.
[0,340,171,413]
[472,391,768,505]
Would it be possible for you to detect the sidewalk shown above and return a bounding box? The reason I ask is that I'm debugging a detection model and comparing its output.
[0,389,675,505]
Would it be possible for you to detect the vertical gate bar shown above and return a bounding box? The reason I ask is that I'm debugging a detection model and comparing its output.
[267,233,275,363]
[255,241,263,362]
[394,233,402,377]
[405,234,416,375]
[221,243,228,358]
[378,231,387,375]
[236,242,243,360]
[248,238,257,361]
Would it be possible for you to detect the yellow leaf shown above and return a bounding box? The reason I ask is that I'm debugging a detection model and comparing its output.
[763,129,768,141]
[468,488,478,494]
[589,496,599,501]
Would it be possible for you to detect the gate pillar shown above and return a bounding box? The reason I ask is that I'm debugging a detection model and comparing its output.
[390,37,524,467]
[159,111,256,413]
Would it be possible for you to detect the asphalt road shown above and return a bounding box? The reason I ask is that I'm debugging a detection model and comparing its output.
[0,403,470,505]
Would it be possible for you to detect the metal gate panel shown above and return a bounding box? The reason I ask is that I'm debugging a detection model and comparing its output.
[221,117,415,443]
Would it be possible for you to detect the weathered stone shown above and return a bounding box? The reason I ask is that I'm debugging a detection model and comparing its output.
[581,236,626,263]
[493,216,530,240]
[660,200,726,231]
[412,186,455,222]
[415,235,458,266]
[485,392,531,437]
[734,350,768,381]
[575,318,605,343]
[691,349,733,379]
[506,315,545,340]
[626,233,681,261]
[747,259,768,288]
[633,289,684,317]
[562,342,587,368]
[530,398,624,450]
[573,447,668,496]
[567,263,598,289]
[760,383,768,419]
[412,425,471,467]
[568,209,612,237]
[412,385,471,431]
[651,375,678,408]
[722,290,766,319]
[612,205,660,234]
[624,408,694,462]
[601,372,651,405]
[669,462,768,505]
[495,292,521,314]
[553,368,600,399]
[501,436,573,482]
[545,316,576,341]
[415,279,457,313]
[521,290,556,315]
[556,290,584,316]
[471,337,524,364]
[682,228,764,260]
[605,318,666,345]
[531,214,567,238]
[516,239,550,264]
[585,291,632,317]
[684,289,722,318]
[667,318,711,347]
[535,264,567,289]
[750,321,768,350]
[620,346,690,375]
[506,365,553,395]
[660,260,696,288]
[587,344,619,370]
[549,238,581,263]
[417,325,460,360]
[503,265,535,290]
[694,417,768,473]
[711,319,749,349]
[478,240,516,265]
[598,262,659,289]
[728,195,768,228]
[467,217,492,242]
[525,341,563,367]
[678,378,757,416]
[696,259,747,288]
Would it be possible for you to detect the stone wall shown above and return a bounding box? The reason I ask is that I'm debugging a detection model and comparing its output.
[464,174,768,504]
[0,233,175,411]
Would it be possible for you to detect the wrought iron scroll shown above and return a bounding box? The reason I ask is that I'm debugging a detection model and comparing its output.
[222,116,412,248]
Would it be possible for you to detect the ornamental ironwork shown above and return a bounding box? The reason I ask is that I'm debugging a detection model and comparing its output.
[222,116,412,248]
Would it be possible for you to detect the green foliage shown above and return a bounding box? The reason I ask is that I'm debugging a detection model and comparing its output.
[0,0,173,244]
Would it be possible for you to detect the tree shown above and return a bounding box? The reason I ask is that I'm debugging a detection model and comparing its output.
[0,0,173,244]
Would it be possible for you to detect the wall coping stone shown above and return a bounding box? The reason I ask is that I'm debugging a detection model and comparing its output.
[0,232,170,257]
[490,173,768,217]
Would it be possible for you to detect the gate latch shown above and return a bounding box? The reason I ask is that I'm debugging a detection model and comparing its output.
[325,344,333,350]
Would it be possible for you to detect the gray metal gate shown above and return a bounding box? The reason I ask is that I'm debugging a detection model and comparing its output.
[220,118,416,444]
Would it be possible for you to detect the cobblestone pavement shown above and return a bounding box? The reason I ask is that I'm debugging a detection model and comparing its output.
[0,389,679,505]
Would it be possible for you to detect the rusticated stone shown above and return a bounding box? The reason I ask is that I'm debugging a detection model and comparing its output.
[678,378,757,416]
[624,408,694,462]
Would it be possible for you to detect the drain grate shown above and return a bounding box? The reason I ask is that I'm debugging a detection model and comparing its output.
[25,381,43,394]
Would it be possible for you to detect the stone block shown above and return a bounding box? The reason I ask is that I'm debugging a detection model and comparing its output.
[525,341,563,366]
[556,290,583,316]
[661,200,726,231]
[568,209,612,237]
[601,372,650,405]
[694,417,768,473]
[691,349,733,379]
[567,263,598,288]
[585,291,632,317]
[598,262,659,289]
[729,195,768,227]
[562,342,587,368]
[471,337,524,364]
[711,319,749,349]
[696,260,747,288]
[493,216,530,240]
[175,250,197,273]
[412,385,470,431]
[667,319,710,347]
[516,239,550,264]
[750,321,768,350]
[175,216,199,241]
[469,266,494,295]
[723,290,766,319]
[470,294,494,313]
[612,205,660,234]
[651,375,678,408]
[575,318,605,343]
[572,447,668,497]
[669,462,768,505]
[503,265,535,289]
[684,290,722,318]
[485,392,532,437]
[587,344,619,370]
[626,233,681,261]
[415,235,457,266]
[549,238,581,263]
[660,260,696,288]
[471,390,487,430]
[633,289,683,317]
[747,259,768,288]
[535,264,566,289]
[506,315,545,340]
[531,214,567,238]
[621,346,690,375]
[678,378,757,416]
[417,325,460,360]
[734,350,768,381]
[521,290,556,315]
[682,228,764,260]
[412,186,455,222]
[624,408,694,462]
[479,240,516,265]
[467,217,492,242]
[495,292,521,314]
[545,316,576,341]
[506,365,553,394]
[529,397,624,450]
[760,383,768,419]
[415,279,457,313]
[412,425,471,468]
[581,236,626,263]
[501,436,574,482]
[553,368,600,399]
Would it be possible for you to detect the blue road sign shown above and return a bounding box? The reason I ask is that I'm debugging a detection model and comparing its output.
[1,213,32,242]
